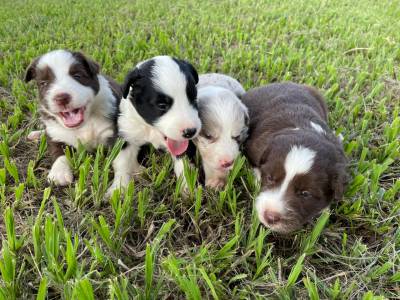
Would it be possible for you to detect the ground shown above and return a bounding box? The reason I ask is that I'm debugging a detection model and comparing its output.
[0,0,399,299]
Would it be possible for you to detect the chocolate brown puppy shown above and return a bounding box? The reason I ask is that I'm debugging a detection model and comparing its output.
[242,82,347,233]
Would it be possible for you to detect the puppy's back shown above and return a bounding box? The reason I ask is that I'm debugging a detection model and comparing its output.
[242,82,327,121]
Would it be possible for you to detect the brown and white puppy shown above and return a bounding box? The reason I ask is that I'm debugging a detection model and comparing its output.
[243,82,347,233]
[25,49,121,186]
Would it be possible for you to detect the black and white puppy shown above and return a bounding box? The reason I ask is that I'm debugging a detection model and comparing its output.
[25,50,121,186]
[108,56,201,192]
[175,73,249,189]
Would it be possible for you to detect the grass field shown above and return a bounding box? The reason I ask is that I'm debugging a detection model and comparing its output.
[0,0,399,298]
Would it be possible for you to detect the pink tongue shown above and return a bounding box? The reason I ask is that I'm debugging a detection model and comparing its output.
[61,108,84,128]
[166,138,189,156]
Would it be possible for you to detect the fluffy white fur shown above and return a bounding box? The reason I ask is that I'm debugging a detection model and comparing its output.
[189,73,248,188]
[256,146,316,229]
[47,156,73,186]
[196,73,245,97]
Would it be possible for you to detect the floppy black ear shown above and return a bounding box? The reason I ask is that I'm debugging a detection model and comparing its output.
[122,68,142,98]
[72,51,100,76]
[184,61,199,84]
[173,58,199,84]
[25,57,40,82]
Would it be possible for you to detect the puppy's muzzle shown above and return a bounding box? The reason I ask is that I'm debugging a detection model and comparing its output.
[182,127,197,139]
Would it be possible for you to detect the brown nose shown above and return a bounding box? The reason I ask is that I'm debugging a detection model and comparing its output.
[220,160,234,169]
[263,211,281,225]
[54,93,71,106]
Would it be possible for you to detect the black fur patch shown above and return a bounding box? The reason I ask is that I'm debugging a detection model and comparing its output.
[172,58,198,108]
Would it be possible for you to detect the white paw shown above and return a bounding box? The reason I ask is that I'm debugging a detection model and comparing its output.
[253,168,261,182]
[180,176,190,194]
[206,177,226,189]
[27,130,44,141]
[47,156,73,186]
[133,165,146,175]
[106,174,132,197]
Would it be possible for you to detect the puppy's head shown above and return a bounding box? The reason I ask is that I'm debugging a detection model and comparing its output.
[122,56,201,156]
[255,130,347,233]
[196,86,249,172]
[25,50,100,128]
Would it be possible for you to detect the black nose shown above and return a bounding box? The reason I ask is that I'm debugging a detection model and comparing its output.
[182,128,197,139]
[54,93,71,106]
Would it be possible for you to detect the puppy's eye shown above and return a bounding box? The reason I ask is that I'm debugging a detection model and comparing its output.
[232,135,241,142]
[39,81,48,87]
[203,132,213,140]
[265,174,275,186]
[156,95,172,111]
[299,190,311,198]
[156,102,169,110]
[72,73,83,80]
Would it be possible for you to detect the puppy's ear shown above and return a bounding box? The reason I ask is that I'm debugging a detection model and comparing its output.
[330,163,349,201]
[72,51,100,76]
[184,61,199,84]
[122,68,142,98]
[244,108,250,128]
[25,57,40,82]
[173,58,199,84]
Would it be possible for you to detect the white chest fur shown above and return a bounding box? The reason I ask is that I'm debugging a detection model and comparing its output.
[45,115,114,150]
[117,97,166,149]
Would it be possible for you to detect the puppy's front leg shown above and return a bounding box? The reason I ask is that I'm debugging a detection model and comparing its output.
[173,157,189,191]
[203,162,226,189]
[108,143,141,194]
[47,137,73,186]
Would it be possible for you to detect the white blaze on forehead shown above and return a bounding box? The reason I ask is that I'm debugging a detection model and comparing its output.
[37,50,75,73]
[284,145,316,178]
[151,56,201,140]
[310,121,325,134]
[151,56,188,100]
[256,145,316,216]
[198,86,248,136]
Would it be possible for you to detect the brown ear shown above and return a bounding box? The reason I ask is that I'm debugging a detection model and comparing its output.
[25,57,40,82]
[330,163,349,201]
[257,147,268,166]
[72,51,100,76]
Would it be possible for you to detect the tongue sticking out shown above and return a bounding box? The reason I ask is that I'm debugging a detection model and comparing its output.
[59,108,85,128]
[166,138,189,156]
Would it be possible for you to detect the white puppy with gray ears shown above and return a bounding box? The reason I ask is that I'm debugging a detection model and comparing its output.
[175,73,249,189]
